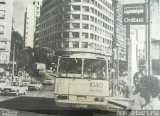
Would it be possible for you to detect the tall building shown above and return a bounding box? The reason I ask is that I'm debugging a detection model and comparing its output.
[35,0,114,58]
[150,0,160,74]
[24,0,42,48]
[116,2,127,74]
[0,0,13,64]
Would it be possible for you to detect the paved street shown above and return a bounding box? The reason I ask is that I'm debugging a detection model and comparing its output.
[0,84,54,101]
[0,84,117,116]
[26,85,55,98]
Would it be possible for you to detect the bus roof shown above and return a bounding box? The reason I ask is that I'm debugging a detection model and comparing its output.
[59,53,109,60]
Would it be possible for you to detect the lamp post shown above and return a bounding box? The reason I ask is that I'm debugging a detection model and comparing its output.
[146,0,151,75]
[12,43,15,76]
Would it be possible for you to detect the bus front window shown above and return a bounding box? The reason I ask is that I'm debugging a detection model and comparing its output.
[59,58,82,78]
[84,59,107,80]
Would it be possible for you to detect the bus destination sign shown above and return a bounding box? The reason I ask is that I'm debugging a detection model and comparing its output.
[123,4,146,25]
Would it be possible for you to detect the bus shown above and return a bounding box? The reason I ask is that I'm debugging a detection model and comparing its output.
[54,54,132,111]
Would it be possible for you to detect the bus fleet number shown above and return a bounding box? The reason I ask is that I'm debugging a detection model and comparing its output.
[89,82,103,88]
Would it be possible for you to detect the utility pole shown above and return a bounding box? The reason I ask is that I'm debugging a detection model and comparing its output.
[12,43,15,76]
[112,0,118,96]
[146,0,151,75]
[148,0,151,75]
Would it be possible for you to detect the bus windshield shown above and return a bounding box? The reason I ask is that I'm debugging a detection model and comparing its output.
[84,59,107,80]
[58,57,107,80]
[59,58,82,78]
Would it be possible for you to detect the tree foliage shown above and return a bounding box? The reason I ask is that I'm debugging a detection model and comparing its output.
[33,47,55,69]
[10,31,24,61]
[16,46,55,74]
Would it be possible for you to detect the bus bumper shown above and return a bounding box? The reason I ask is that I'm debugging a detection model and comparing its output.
[55,97,132,112]
[55,100,108,110]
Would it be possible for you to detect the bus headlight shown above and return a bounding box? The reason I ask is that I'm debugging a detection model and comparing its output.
[95,97,105,102]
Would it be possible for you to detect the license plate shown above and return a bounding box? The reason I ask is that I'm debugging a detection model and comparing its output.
[78,97,86,101]
[5,90,10,93]
[75,104,88,108]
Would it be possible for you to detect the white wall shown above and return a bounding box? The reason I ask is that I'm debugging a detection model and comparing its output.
[0,0,13,64]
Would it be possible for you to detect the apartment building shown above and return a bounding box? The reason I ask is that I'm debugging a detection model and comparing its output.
[24,0,42,48]
[150,0,160,74]
[116,2,127,74]
[0,0,13,64]
[35,0,114,58]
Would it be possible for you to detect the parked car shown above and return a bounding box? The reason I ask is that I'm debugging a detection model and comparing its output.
[1,81,28,95]
[21,80,30,87]
[28,81,42,91]
[42,78,55,85]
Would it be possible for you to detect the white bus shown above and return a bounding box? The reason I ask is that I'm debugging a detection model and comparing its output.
[54,54,132,111]
[124,6,144,14]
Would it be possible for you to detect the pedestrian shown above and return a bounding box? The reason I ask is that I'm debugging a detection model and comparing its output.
[132,72,143,95]
[122,72,130,98]
[129,72,144,110]
[139,75,160,110]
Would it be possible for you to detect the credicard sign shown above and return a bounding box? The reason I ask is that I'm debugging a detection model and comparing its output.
[123,4,146,25]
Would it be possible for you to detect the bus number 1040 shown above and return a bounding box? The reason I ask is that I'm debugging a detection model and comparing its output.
[89,82,103,88]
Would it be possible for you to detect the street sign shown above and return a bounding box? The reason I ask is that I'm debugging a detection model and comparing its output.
[123,3,146,25]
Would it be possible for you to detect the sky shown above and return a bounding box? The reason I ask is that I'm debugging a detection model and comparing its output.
[13,0,33,35]
[13,0,145,36]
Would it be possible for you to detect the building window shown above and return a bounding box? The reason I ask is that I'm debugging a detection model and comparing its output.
[90,0,94,4]
[36,7,39,10]
[83,0,89,2]
[0,41,6,50]
[90,7,94,13]
[0,10,5,19]
[0,0,6,4]
[72,42,79,48]
[82,33,88,38]
[72,14,80,19]
[72,32,79,38]
[36,12,39,15]
[72,5,81,11]
[63,6,70,12]
[72,23,80,28]
[63,23,70,29]
[63,42,69,48]
[82,24,88,29]
[63,32,69,38]
[90,33,94,39]
[64,14,70,20]
[90,25,94,30]
[82,42,88,48]
[0,25,4,34]
[82,6,89,12]
[90,16,94,22]
[82,15,89,20]
[74,0,81,2]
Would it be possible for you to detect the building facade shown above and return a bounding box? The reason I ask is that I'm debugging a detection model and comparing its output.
[0,0,13,64]
[24,0,42,48]
[150,0,160,74]
[116,2,127,74]
[35,0,114,58]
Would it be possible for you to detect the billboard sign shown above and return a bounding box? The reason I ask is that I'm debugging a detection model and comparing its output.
[123,4,146,25]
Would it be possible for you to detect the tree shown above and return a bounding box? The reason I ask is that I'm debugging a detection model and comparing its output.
[10,31,24,61]
[33,47,55,69]
[16,47,34,74]
[16,46,55,75]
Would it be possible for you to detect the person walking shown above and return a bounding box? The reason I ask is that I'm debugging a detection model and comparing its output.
[129,72,144,110]
[139,75,160,110]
